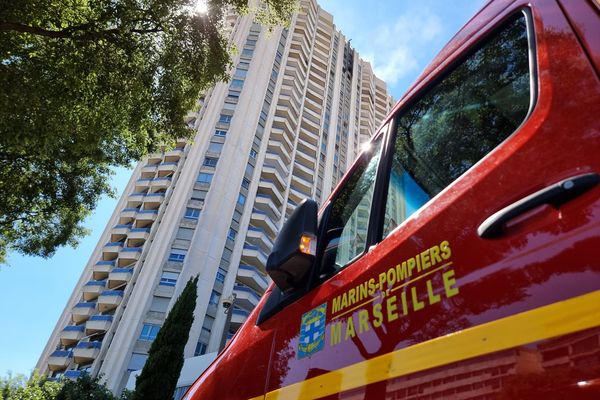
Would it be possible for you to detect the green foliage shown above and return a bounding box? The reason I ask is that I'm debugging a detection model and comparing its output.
[1,372,59,400]
[0,0,295,263]
[0,373,133,400]
[55,374,123,400]
[133,276,198,400]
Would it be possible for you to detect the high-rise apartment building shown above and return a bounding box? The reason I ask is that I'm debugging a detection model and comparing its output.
[37,0,393,393]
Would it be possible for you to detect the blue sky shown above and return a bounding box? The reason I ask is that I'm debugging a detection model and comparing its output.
[0,0,485,377]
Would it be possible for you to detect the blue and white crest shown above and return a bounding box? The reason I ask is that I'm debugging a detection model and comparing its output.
[298,303,327,359]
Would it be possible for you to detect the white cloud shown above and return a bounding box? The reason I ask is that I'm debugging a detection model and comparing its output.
[360,7,445,85]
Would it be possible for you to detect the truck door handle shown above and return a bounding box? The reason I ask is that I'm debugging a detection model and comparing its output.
[478,172,600,238]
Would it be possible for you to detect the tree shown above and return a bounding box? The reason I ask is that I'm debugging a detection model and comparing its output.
[0,0,295,263]
[133,276,198,400]
[55,374,131,400]
[0,372,131,400]
[0,372,61,400]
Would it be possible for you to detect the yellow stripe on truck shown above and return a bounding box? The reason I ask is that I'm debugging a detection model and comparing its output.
[258,290,600,400]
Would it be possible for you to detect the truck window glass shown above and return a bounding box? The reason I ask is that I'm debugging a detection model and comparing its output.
[383,13,531,237]
[320,139,382,277]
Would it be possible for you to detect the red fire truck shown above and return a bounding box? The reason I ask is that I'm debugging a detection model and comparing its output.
[185,0,600,398]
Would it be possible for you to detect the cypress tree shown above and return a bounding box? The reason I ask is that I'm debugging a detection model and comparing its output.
[133,276,198,400]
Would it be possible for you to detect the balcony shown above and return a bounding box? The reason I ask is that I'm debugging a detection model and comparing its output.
[237,264,269,291]
[230,308,249,329]
[288,187,308,206]
[72,302,96,323]
[254,194,281,222]
[151,177,172,190]
[92,261,114,280]
[59,325,85,346]
[73,341,101,364]
[261,164,286,191]
[127,228,150,246]
[136,209,158,223]
[116,257,137,268]
[119,208,138,224]
[240,245,268,271]
[141,163,158,176]
[97,290,123,312]
[47,350,72,371]
[128,192,146,205]
[245,227,274,255]
[135,178,152,191]
[85,315,113,335]
[233,286,261,310]
[108,268,133,289]
[102,242,123,261]
[82,280,106,301]
[119,247,142,262]
[257,179,284,206]
[157,162,177,176]
[291,174,313,195]
[250,210,278,237]
[143,193,165,209]
[164,148,183,162]
[111,224,131,242]
[147,153,163,163]
[63,370,82,380]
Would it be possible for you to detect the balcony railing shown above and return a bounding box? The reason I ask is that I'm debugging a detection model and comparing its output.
[73,341,101,364]
[98,290,123,312]
[93,261,114,279]
[75,341,102,349]
[85,315,113,334]
[89,315,113,321]
[237,264,269,292]
[60,325,84,346]
[63,370,82,380]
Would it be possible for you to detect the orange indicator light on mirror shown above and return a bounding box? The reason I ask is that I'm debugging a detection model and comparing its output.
[299,234,316,256]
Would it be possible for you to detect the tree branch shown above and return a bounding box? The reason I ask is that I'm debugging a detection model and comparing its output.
[0,21,163,39]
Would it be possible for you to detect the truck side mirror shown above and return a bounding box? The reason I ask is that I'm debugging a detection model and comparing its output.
[266,199,318,292]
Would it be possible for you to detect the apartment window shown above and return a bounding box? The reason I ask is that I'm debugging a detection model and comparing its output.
[160,271,179,286]
[214,129,227,137]
[215,268,226,284]
[191,189,207,201]
[139,323,161,341]
[223,102,236,111]
[207,142,223,153]
[176,227,194,241]
[227,228,237,241]
[194,341,207,356]
[234,69,247,78]
[219,114,232,123]
[230,79,244,89]
[149,296,170,313]
[168,249,187,262]
[249,149,258,159]
[184,207,200,219]
[241,178,250,190]
[241,49,253,58]
[238,62,250,70]
[237,193,246,206]
[227,90,240,99]
[209,290,220,305]
[203,157,218,167]
[197,172,213,184]
[127,353,148,372]
[222,248,232,262]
